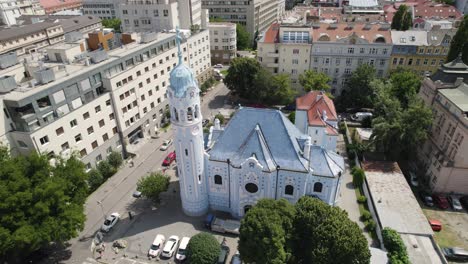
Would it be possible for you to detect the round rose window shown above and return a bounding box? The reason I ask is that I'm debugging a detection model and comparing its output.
[245,183,258,193]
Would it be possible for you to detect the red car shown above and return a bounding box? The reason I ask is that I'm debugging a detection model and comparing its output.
[433,194,450,209]
[162,151,176,166]
[429,219,442,232]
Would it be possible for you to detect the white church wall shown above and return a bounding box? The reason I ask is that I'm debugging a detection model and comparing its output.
[305,175,337,205]
[206,159,230,212]
[308,126,326,146]
[277,170,309,204]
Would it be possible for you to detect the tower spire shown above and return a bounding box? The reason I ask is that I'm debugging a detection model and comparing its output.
[176,26,182,65]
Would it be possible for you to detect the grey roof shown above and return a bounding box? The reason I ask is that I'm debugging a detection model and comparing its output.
[349,0,379,7]
[0,15,100,42]
[209,108,309,172]
[431,56,468,84]
[391,30,428,46]
[439,83,468,112]
[426,28,456,46]
[309,146,345,177]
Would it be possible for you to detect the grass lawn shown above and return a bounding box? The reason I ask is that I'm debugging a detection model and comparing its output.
[423,209,467,249]
[220,69,228,76]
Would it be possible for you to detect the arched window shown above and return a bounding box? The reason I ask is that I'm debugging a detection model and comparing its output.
[313,182,323,193]
[187,107,193,121]
[173,107,179,121]
[285,185,294,195]
[185,149,188,156]
[374,36,386,43]
[214,175,222,185]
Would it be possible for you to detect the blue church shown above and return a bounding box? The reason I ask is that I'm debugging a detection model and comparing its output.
[167,30,345,218]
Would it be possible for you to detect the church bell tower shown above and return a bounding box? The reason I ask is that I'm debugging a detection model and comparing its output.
[167,28,208,216]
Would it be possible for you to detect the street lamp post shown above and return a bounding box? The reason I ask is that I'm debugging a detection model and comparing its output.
[97,200,106,220]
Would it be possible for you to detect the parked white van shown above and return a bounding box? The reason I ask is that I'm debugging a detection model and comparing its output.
[148,234,165,258]
[175,237,191,262]
[351,112,373,122]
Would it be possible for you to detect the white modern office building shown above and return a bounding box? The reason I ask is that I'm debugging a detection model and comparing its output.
[120,0,202,32]
[208,22,236,64]
[0,29,211,169]
[0,0,44,26]
[82,0,121,20]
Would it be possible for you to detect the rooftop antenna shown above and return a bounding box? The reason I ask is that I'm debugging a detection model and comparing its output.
[176,26,182,65]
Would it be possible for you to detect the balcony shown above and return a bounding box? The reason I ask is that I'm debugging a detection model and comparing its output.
[267,63,279,68]
[267,52,280,58]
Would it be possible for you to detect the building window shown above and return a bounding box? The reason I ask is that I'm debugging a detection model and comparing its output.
[91,141,98,149]
[292,49,299,54]
[313,182,323,192]
[109,113,114,120]
[17,140,28,148]
[185,149,188,156]
[106,100,111,106]
[102,133,109,141]
[56,127,64,136]
[39,136,49,145]
[87,126,94,135]
[96,154,102,162]
[80,148,87,157]
[245,183,258,193]
[70,119,78,127]
[99,119,105,127]
[214,175,222,185]
[83,112,90,120]
[95,105,101,113]
[75,134,82,143]
[285,185,294,195]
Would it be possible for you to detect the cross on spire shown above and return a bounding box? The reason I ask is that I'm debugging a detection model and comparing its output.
[176,26,182,65]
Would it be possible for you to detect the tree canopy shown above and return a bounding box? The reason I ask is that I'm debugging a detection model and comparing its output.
[388,68,422,108]
[0,148,88,262]
[236,23,251,50]
[225,57,295,105]
[187,232,220,264]
[298,69,331,92]
[391,5,412,31]
[338,64,377,109]
[102,18,122,33]
[447,15,468,64]
[137,172,170,203]
[239,197,370,264]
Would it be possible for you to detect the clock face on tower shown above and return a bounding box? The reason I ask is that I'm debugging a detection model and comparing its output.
[191,125,199,135]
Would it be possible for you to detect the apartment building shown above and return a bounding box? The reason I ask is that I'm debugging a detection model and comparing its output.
[418,56,468,194]
[82,0,120,20]
[120,0,202,32]
[39,0,82,14]
[258,22,391,95]
[202,0,280,40]
[257,23,312,91]
[384,0,462,24]
[0,15,101,56]
[390,29,456,76]
[208,22,236,64]
[0,0,44,26]
[0,30,211,169]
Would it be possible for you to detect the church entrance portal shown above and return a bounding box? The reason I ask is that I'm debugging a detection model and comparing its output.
[244,205,252,214]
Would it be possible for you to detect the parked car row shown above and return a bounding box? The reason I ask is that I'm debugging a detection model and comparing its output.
[429,193,465,211]
[148,234,190,262]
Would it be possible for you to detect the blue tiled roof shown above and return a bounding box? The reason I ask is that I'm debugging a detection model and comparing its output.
[169,64,198,98]
[208,108,309,172]
[309,146,345,177]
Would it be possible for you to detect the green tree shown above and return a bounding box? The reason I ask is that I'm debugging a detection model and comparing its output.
[209,17,225,22]
[215,113,225,124]
[298,70,331,92]
[107,151,123,169]
[238,198,370,264]
[447,15,468,64]
[102,18,121,32]
[225,57,263,99]
[291,197,370,264]
[236,23,251,50]
[88,169,104,192]
[186,232,220,264]
[137,172,170,203]
[97,160,115,179]
[389,68,422,108]
[339,64,377,109]
[239,199,295,264]
[270,74,296,105]
[391,5,412,31]
[0,148,87,262]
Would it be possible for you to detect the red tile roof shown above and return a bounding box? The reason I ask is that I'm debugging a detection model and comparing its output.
[296,91,338,127]
[384,0,462,22]
[40,0,82,13]
[311,23,391,43]
[263,23,280,43]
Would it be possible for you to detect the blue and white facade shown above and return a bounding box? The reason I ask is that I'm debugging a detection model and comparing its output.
[169,30,345,218]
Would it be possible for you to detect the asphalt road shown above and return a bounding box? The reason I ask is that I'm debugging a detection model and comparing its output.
[58,81,232,264]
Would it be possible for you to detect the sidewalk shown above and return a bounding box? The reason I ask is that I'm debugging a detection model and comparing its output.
[336,134,373,246]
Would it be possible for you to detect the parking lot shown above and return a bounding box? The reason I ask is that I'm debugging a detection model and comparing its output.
[95,167,239,264]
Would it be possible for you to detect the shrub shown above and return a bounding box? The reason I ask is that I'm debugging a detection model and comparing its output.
[88,169,104,191]
[97,160,116,179]
[361,210,372,221]
[352,168,366,188]
[288,112,295,123]
[137,172,170,203]
[365,220,376,232]
[187,232,220,264]
[382,227,410,264]
[357,195,367,204]
[107,151,123,169]
[361,116,372,128]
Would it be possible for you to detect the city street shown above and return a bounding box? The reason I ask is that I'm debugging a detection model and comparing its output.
[55,81,234,264]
